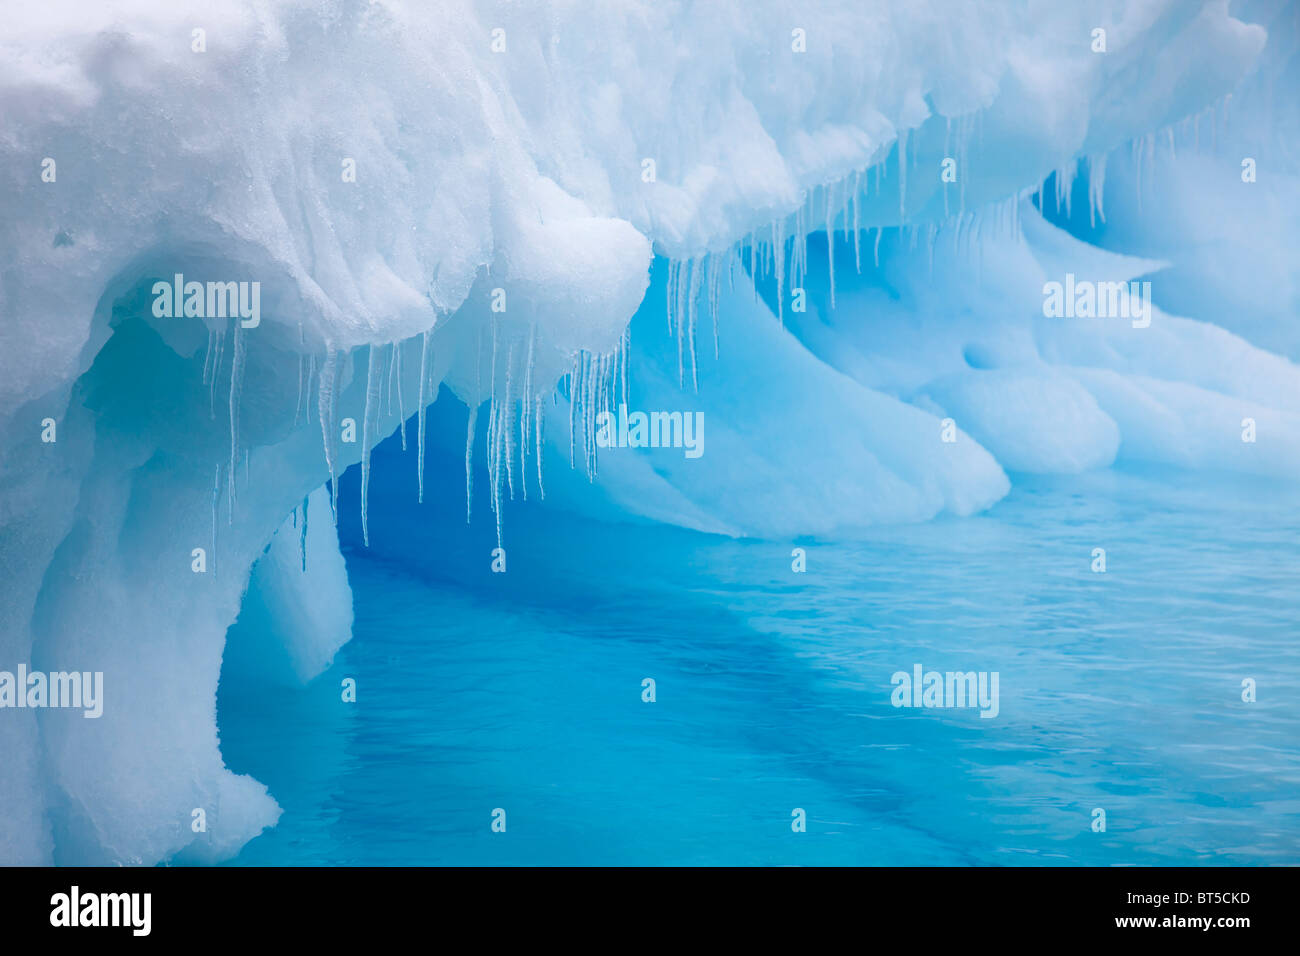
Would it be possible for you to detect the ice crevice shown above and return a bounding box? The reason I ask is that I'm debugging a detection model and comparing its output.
[0,0,1291,865]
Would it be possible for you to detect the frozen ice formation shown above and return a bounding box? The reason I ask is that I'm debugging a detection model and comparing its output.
[0,0,1295,863]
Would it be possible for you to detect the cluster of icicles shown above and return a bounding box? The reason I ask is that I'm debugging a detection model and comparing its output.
[191,97,1236,564]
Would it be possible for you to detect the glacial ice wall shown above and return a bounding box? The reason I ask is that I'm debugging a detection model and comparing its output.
[0,0,1294,864]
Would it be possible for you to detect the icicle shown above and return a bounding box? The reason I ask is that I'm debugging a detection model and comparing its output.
[666,259,679,335]
[208,326,225,420]
[687,256,701,391]
[534,394,546,500]
[600,352,612,464]
[852,171,862,273]
[503,339,518,501]
[773,219,785,324]
[318,348,341,518]
[521,374,531,489]
[485,372,506,549]
[521,326,535,500]
[897,128,908,223]
[568,359,579,468]
[395,341,407,451]
[790,209,801,292]
[825,186,836,308]
[611,331,622,411]
[360,345,383,547]
[1053,158,1078,218]
[676,258,689,386]
[707,256,721,358]
[748,232,757,295]
[300,493,309,572]
[581,353,594,480]
[842,175,852,244]
[622,325,631,407]
[227,320,245,525]
[486,394,497,514]
[485,397,497,513]
[1088,153,1107,228]
[873,226,883,268]
[571,356,583,474]
[465,403,478,523]
[417,330,432,503]
[386,342,397,416]
[583,352,597,479]
[483,319,500,520]
[492,428,504,549]
[590,352,601,478]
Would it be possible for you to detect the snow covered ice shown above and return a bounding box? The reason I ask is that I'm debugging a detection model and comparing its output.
[0,0,1297,864]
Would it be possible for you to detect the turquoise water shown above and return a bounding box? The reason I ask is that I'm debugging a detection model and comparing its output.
[219,449,1300,865]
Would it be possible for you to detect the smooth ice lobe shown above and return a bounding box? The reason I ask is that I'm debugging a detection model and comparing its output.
[224,486,354,688]
[542,261,1011,537]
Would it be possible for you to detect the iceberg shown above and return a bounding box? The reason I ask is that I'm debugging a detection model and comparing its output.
[0,0,1294,864]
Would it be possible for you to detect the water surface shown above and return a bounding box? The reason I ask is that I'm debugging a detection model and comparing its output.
[219,457,1300,865]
